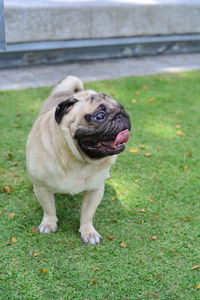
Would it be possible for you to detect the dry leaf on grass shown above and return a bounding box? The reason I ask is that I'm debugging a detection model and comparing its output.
[33,253,39,257]
[129,148,138,153]
[120,242,127,247]
[185,151,192,158]
[8,213,15,218]
[144,153,152,157]
[5,241,12,245]
[185,215,192,220]
[176,131,185,136]
[91,279,98,284]
[5,237,17,245]
[66,241,76,246]
[107,235,115,240]
[93,268,100,271]
[147,98,155,104]
[192,265,200,270]
[116,190,125,195]
[14,124,21,128]
[39,269,48,274]
[195,284,200,289]
[150,236,158,241]
[135,91,141,95]
[3,186,13,194]
[32,228,38,233]
[131,99,137,104]
[147,197,155,203]
[140,144,146,150]
[147,293,158,300]
[7,152,14,159]
[175,125,181,129]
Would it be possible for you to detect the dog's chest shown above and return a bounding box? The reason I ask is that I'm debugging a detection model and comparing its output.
[50,164,110,194]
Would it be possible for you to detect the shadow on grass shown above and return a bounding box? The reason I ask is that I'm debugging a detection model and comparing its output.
[16,181,127,239]
[51,183,123,236]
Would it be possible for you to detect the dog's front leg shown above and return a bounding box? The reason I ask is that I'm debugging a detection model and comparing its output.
[33,185,58,233]
[79,184,104,245]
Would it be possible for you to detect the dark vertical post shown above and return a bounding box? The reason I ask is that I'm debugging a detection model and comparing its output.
[0,0,6,51]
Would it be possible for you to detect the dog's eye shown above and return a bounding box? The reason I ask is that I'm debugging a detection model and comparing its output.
[115,113,124,119]
[84,114,91,122]
[94,112,106,122]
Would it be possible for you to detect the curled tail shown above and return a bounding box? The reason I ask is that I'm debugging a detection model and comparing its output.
[51,76,84,96]
[40,76,84,115]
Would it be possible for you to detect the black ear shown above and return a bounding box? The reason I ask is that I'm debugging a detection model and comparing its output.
[55,97,78,124]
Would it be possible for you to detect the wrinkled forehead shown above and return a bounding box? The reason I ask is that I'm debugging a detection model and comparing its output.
[75,90,118,108]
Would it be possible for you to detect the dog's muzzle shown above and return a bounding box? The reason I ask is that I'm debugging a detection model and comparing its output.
[75,109,131,159]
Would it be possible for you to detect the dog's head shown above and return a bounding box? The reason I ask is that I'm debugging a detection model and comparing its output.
[55,91,131,160]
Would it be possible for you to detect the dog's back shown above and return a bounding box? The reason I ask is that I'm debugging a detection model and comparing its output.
[40,76,83,115]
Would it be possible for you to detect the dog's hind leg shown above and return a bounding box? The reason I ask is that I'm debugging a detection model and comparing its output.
[79,184,104,245]
[33,185,58,233]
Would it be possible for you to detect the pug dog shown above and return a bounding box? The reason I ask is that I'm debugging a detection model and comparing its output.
[26,76,131,245]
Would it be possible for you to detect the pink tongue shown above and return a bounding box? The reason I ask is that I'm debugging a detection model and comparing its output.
[112,129,130,147]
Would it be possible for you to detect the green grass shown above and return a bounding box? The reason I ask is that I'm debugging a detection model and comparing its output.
[1,71,200,299]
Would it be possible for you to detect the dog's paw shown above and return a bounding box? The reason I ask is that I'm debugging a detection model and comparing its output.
[38,216,58,233]
[79,225,102,245]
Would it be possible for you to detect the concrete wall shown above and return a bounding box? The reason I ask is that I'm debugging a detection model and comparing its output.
[4,0,200,44]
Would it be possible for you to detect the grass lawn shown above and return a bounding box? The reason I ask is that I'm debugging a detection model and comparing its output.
[1,71,200,299]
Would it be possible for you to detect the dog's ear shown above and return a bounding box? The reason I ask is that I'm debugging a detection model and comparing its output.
[55,96,78,124]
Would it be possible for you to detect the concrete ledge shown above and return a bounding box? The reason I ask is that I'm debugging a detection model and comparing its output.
[4,0,200,44]
[1,34,200,68]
